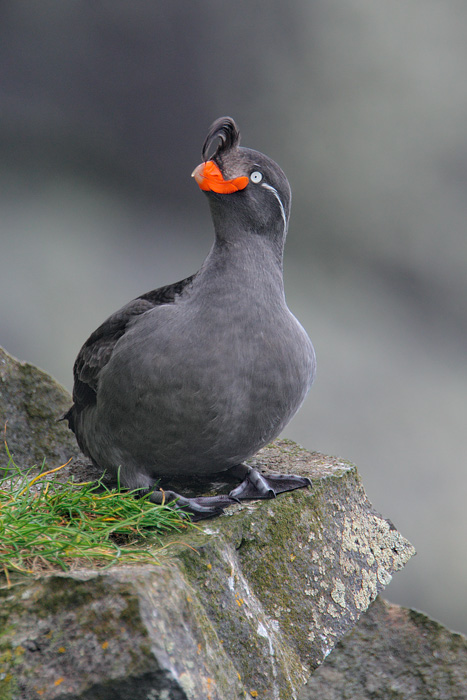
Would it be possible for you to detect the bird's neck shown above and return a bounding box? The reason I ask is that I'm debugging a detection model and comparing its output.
[196,232,286,303]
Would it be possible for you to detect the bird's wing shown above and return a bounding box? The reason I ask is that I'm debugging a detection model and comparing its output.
[70,275,196,415]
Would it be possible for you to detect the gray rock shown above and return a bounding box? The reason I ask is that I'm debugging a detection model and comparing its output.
[299,595,467,700]
[0,347,79,471]
[0,440,415,700]
[0,350,416,697]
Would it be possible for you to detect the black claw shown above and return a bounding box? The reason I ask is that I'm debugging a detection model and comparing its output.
[229,466,312,501]
[149,488,237,520]
[143,467,311,520]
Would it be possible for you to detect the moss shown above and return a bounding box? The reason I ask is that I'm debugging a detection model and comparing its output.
[117,595,146,633]
[235,495,323,589]
[173,493,329,694]
[34,577,103,616]
[407,608,443,632]
[0,673,15,700]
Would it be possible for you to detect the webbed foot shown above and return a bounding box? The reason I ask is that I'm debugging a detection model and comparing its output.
[228,463,311,501]
[149,488,238,521]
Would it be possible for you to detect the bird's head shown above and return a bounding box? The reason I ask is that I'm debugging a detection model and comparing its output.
[192,117,291,240]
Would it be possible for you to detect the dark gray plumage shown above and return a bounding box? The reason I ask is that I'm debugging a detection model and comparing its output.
[65,117,316,518]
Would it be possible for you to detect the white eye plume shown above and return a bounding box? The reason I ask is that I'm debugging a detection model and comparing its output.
[250,171,263,183]
[261,182,287,233]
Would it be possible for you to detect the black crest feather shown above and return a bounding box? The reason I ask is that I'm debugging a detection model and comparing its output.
[202,117,241,161]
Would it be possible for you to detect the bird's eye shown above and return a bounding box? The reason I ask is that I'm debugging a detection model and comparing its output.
[250,171,263,183]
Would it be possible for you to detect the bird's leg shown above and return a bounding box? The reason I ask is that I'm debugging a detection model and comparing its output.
[227,463,312,500]
[147,487,237,521]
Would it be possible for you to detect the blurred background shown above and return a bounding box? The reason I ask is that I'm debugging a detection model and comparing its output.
[1,2,466,633]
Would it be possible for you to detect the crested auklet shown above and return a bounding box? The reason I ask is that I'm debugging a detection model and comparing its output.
[64,117,316,518]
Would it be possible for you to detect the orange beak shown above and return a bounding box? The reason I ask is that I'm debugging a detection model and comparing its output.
[191,160,249,194]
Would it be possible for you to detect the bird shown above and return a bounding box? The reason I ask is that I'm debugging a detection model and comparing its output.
[64,117,316,519]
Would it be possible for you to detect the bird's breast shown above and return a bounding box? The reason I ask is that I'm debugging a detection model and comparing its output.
[94,293,314,473]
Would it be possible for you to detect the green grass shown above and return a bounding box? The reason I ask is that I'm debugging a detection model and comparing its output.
[0,443,196,583]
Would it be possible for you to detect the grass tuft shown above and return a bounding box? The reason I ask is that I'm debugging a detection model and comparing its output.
[0,443,196,583]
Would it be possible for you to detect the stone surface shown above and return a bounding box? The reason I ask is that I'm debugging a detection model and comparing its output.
[0,349,416,698]
[299,595,467,700]
[0,441,415,700]
[0,347,79,471]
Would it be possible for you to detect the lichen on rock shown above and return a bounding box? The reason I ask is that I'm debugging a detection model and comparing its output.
[299,595,467,700]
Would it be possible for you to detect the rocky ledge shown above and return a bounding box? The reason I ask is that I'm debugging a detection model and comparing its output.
[0,440,414,700]
[1,347,461,700]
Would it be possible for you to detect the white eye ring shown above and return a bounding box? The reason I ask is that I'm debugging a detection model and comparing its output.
[250,171,263,183]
